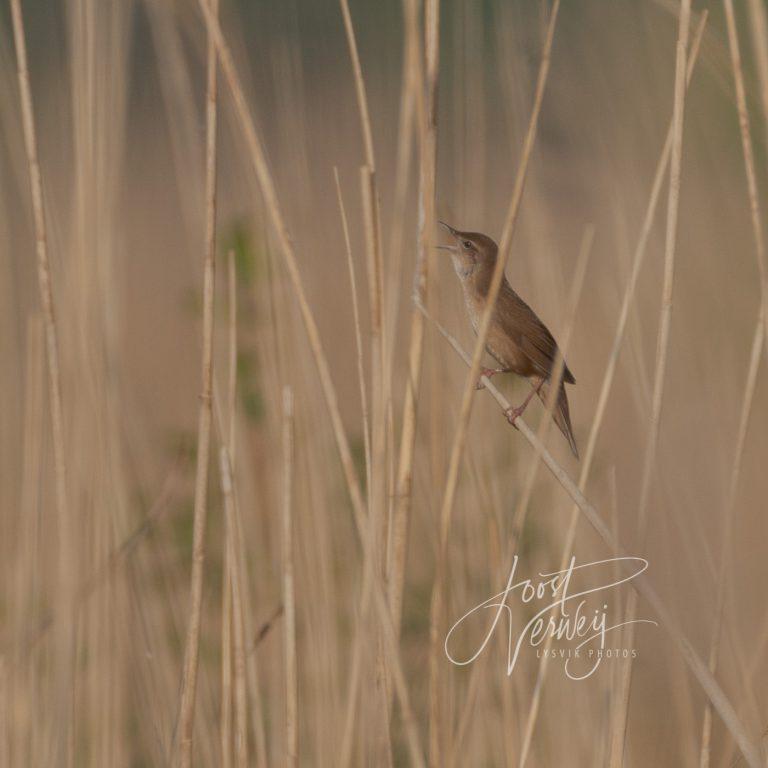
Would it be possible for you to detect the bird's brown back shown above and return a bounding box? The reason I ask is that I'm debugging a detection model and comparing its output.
[479,277,575,385]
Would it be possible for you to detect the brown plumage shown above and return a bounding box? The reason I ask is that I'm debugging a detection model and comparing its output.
[438,222,579,458]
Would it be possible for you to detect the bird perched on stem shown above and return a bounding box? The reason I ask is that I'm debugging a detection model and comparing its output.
[437,221,578,458]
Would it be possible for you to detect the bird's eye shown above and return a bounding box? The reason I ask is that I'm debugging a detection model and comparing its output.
[462,240,473,250]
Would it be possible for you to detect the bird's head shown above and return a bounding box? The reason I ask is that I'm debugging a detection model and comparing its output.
[437,221,498,280]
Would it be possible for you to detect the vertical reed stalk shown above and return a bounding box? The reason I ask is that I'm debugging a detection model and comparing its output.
[9,0,73,759]
[218,448,250,768]
[336,164,373,767]
[281,387,298,767]
[390,0,439,643]
[174,0,218,763]
[361,164,392,765]
[220,250,237,768]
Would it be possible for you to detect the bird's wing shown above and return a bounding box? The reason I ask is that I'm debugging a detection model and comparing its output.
[496,284,575,384]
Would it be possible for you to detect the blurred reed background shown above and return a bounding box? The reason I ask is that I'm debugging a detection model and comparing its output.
[1,0,768,766]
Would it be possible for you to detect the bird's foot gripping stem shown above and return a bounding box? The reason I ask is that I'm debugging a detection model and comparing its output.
[475,367,502,391]
[503,378,543,427]
[504,404,526,428]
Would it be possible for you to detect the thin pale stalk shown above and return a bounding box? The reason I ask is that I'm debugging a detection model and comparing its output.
[213,370,265,768]
[281,387,298,767]
[336,166,372,768]
[339,0,375,170]
[748,0,768,354]
[174,0,219,761]
[388,0,436,639]
[218,448,250,768]
[9,0,73,757]
[360,164,392,766]
[221,248,237,768]
[700,314,763,768]
[334,167,372,495]
[428,5,559,764]
[220,561,233,768]
[416,301,763,768]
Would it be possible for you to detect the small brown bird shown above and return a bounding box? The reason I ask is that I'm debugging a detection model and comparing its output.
[437,221,578,458]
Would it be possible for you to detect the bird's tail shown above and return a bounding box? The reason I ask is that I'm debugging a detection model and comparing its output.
[537,379,579,459]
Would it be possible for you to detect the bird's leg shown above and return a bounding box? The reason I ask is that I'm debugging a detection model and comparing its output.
[475,367,508,391]
[504,377,545,427]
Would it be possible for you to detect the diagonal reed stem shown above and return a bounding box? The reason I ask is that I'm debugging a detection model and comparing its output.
[416,299,763,768]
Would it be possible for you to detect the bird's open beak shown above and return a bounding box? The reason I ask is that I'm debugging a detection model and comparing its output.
[437,220,458,252]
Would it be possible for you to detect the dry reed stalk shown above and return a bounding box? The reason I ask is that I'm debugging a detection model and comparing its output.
[338,0,390,554]
[14,316,44,767]
[143,0,204,247]
[220,561,233,768]
[337,166,374,768]
[699,313,763,768]
[173,0,219,761]
[383,9,418,381]
[213,324,260,767]
[220,250,237,768]
[281,387,298,768]
[427,4,559,763]
[339,0,375,170]
[612,2,691,758]
[516,15,710,763]
[338,12,392,755]
[333,168,372,493]
[699,4,768,762]
[212,355,257,766]
[748,0,768,345]
[9,0,75,758]
[361,164,393,765]
[218,448,249,768]
[227,249,237,462]
[416,302,763,768]
[389,0,438,641]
